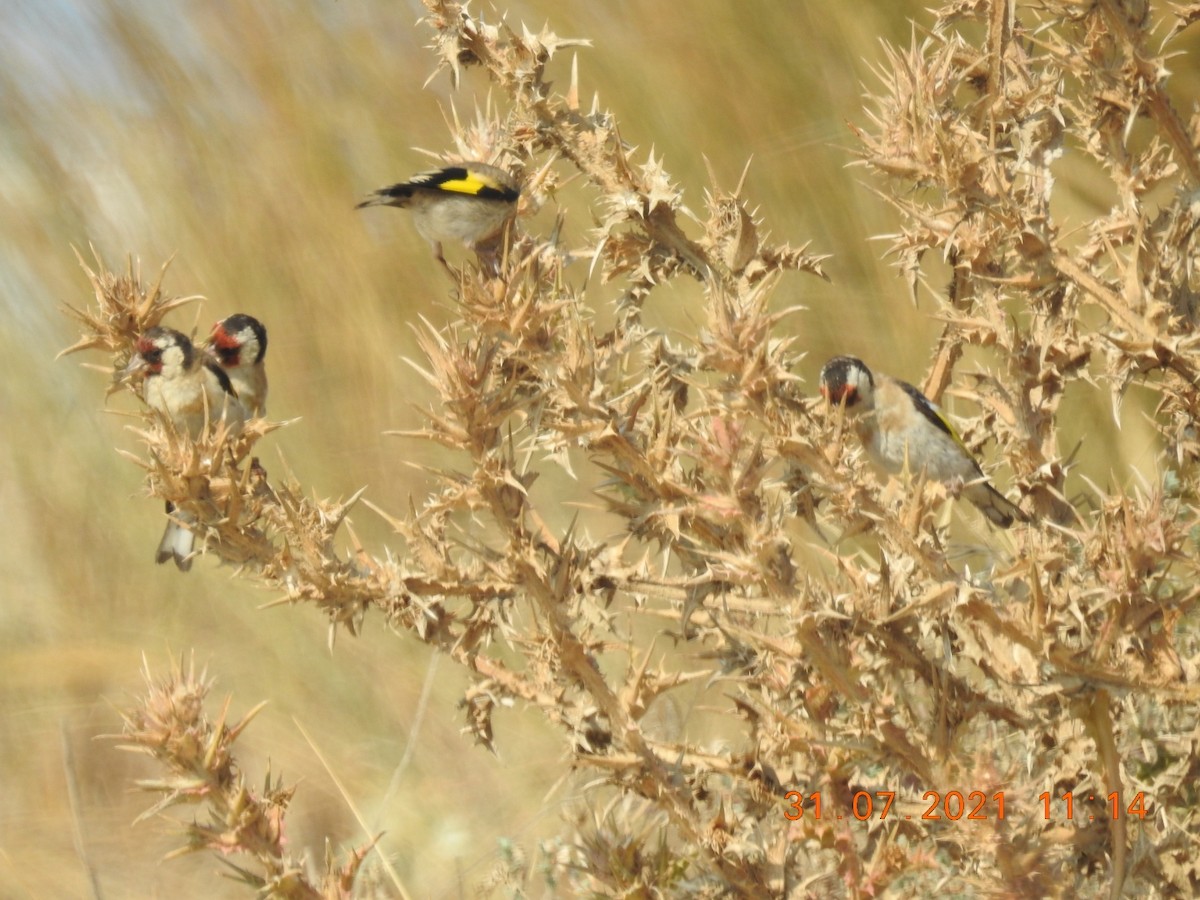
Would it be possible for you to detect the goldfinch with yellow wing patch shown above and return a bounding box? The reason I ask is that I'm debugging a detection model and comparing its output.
[122,326,243,570]
[818,355,1028,528]
[126,327,242,440]
[207,313,268,419]
[357,163,520,267]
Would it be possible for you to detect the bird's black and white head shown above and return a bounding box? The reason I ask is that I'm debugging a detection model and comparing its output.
[209,314,267,370]
[818,356,875,410]
[133,327,195,379]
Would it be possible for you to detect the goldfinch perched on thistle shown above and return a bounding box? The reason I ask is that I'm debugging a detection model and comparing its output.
[121,326,243,570]
[818,355,1028,528]
[125,326,243,439]
[207,313,268,418]
[356,163,520,267]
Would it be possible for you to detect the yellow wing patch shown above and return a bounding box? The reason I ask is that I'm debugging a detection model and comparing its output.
[895,379,970,453]
[437,173,501,195]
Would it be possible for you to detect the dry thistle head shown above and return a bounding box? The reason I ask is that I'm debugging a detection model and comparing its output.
[59,248,200,382]
[115,655,223,782]
[113,655,378,899]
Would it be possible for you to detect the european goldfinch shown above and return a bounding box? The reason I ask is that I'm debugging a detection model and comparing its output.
[357,163,520,267]
[122,326,243,570]
[207,314,268,418]
[818,355,1027,528]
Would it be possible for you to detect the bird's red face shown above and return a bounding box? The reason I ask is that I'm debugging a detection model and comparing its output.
[819,381,858,406]
[208,315,266,369]
[124,328,194,384]
[818,356,872,410]
[135,335,166,373]
[209,323,242,367]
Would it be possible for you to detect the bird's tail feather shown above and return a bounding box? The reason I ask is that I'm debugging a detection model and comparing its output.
[967,482,1028,529]
[156,505,196,571]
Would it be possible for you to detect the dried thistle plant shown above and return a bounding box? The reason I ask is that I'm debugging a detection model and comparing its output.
[66,0,1200,896]
[110,654,377,898]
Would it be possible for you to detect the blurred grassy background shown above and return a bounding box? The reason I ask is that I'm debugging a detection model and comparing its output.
[2,1,1193,896]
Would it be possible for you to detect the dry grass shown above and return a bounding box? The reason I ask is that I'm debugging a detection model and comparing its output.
[7,0,1200,897]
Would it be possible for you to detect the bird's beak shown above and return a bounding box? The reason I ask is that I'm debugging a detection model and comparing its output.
[115,354,147,384]
[827,386,854,407]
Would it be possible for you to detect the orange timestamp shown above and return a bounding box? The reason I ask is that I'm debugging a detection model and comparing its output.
[784,790,1150,822]
[785,790,1007,822]
[1038,791,1149,821]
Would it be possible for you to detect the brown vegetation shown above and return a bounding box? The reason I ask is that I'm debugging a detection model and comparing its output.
[53,0,1200,896]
